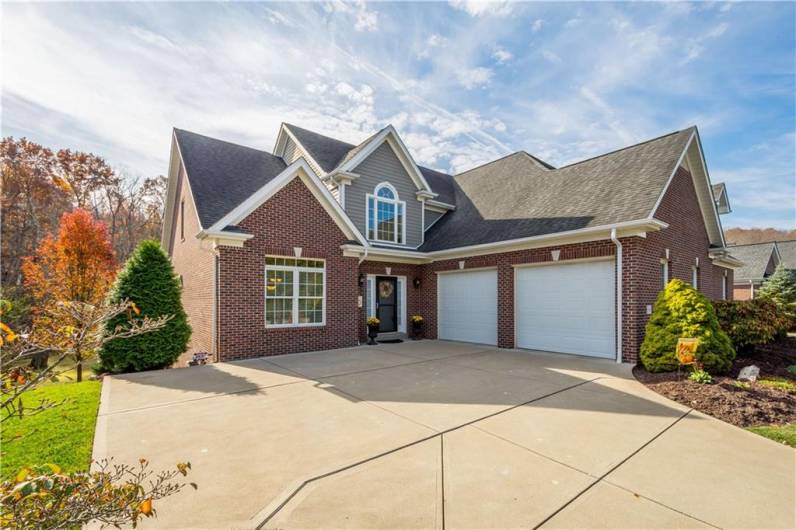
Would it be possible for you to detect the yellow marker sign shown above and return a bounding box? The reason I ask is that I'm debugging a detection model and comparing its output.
[676,338,699,365]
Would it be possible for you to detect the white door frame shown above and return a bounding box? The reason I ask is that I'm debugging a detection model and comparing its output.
[366,274,407,333]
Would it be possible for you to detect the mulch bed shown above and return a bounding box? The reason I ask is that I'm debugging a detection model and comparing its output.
[633,337,796,428]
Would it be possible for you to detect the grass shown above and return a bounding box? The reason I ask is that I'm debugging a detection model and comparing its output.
[747,424,796,448]
[1,380,102,481]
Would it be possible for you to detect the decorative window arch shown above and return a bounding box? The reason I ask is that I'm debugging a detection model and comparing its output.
[367,182,405,244]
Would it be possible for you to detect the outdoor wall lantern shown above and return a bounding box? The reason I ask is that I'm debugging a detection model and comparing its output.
[413,277,422,289]
[358,273,365,287]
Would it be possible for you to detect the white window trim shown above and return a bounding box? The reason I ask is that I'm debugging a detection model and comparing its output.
[660,259,669,291]
[692,265,699,289]
[366,274,407,334]
[265,258,326,328]
[366,182,407,245]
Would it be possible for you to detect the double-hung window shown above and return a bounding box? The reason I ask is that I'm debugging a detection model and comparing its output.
[367,183,405,244]
[265,257,325,327]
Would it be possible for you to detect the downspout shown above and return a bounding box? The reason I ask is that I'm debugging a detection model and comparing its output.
[610,228,623,364]
[358,246,369,265]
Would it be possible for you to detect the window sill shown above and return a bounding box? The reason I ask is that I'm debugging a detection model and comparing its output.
[265,323,326,330]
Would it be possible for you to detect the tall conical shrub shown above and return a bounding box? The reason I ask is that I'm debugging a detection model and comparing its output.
[100,240,191,372]
[640,279,735,374]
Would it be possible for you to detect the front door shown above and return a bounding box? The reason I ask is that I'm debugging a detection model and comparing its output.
[376,276,398,332]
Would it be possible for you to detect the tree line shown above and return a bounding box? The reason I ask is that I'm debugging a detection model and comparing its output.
[1,137,166,325]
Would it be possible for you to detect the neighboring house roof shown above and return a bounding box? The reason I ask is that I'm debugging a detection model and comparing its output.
[775,240,796,271]
[174,128,286,228]
[420,128,695,252]
[725,242,780,281]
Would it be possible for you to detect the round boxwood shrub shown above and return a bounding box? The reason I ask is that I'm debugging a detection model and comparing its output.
[99,240,191,372]
[640,279,735,374]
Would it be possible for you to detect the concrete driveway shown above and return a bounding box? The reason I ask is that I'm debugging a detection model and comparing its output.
[93,341,795,529]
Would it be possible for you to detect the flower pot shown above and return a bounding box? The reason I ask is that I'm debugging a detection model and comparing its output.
[367,324,379,345]
[411,321,423,340]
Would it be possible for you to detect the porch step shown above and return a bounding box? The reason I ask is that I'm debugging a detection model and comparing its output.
[376,332,407,342]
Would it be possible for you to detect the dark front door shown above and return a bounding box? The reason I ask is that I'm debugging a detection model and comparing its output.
[376,276,398,332]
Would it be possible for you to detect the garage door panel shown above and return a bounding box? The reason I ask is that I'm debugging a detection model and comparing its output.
[438,270,497,345]
[516,260,615,358]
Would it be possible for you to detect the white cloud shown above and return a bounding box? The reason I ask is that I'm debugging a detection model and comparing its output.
[541,50,562,64]
[492,46,512,63]
[264,7,295,27]
[681,22,729,64]
[455,66,493,89]
[531,19,544,32]
[322,0,378,32]
[417,33,447,58]
[564,18,581,28]
[448,0,513,17]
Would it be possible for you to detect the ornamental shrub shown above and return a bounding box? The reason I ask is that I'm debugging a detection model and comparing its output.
[99,240,190,372]
[640,279,735,374]
[757,264,796,332]
[714,298,790,355]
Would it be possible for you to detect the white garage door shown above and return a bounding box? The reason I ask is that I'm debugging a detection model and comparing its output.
[516,260,615,358]
[438,269,497,345]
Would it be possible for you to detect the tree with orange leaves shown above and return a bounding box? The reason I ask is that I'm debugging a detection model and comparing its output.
[22,209,117,381]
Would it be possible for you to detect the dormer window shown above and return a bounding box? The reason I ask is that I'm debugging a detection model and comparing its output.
[367,183,405,244]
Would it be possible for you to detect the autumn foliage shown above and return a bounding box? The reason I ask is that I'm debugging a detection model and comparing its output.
[22,209,117,308]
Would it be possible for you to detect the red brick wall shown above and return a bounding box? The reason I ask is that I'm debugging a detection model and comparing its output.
[734,283,754,301]
[622,166,734,361]
[167,165,215,366]
[216,177,360,361]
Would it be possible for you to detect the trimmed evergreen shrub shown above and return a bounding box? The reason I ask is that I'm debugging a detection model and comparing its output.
[640,279,735,374]
[99,240,191,372]
[757,264,796,332]
[714,298,790,355]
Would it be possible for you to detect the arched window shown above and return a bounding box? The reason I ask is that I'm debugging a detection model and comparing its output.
[367,183,405,244]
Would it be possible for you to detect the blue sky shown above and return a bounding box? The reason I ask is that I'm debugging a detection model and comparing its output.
[2,1,794,229]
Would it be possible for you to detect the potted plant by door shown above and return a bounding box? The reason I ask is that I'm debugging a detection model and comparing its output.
[410,315,424,340]
[366,317,380,345]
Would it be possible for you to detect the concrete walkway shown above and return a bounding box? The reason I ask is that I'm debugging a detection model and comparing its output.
[93,341,796,529]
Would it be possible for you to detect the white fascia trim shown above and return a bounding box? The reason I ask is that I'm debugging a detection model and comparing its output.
[343,218,667,263]
[416,190,437,200]
[162,131,205,253]
[426,219,667,260]
[277,124,326,177]
[160,134,180,251]
[691,131,727,248]
[207,158,368,246]
[425,199,456,211]
[336,126,432,193]
[648,129,695,218]
[648,129,726,248]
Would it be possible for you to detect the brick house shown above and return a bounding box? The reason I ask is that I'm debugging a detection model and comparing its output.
[729,240,796,300]
[161,123,741,366]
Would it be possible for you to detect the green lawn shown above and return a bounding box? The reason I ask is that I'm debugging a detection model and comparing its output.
[747,424,796,448]
[1,380,102,481]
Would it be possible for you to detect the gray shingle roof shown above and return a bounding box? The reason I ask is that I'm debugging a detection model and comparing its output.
[775,240,796,270]
[283,124,355,173]
[175,129,286,228]
[421,128,694,251]
[283,123,456,203]
[726,242,778,281]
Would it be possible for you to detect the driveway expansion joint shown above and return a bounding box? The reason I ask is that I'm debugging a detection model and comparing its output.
[532,409,700,530]
[255,376,601,528]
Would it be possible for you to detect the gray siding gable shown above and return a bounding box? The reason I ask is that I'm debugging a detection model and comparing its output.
[347,141,423,248]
